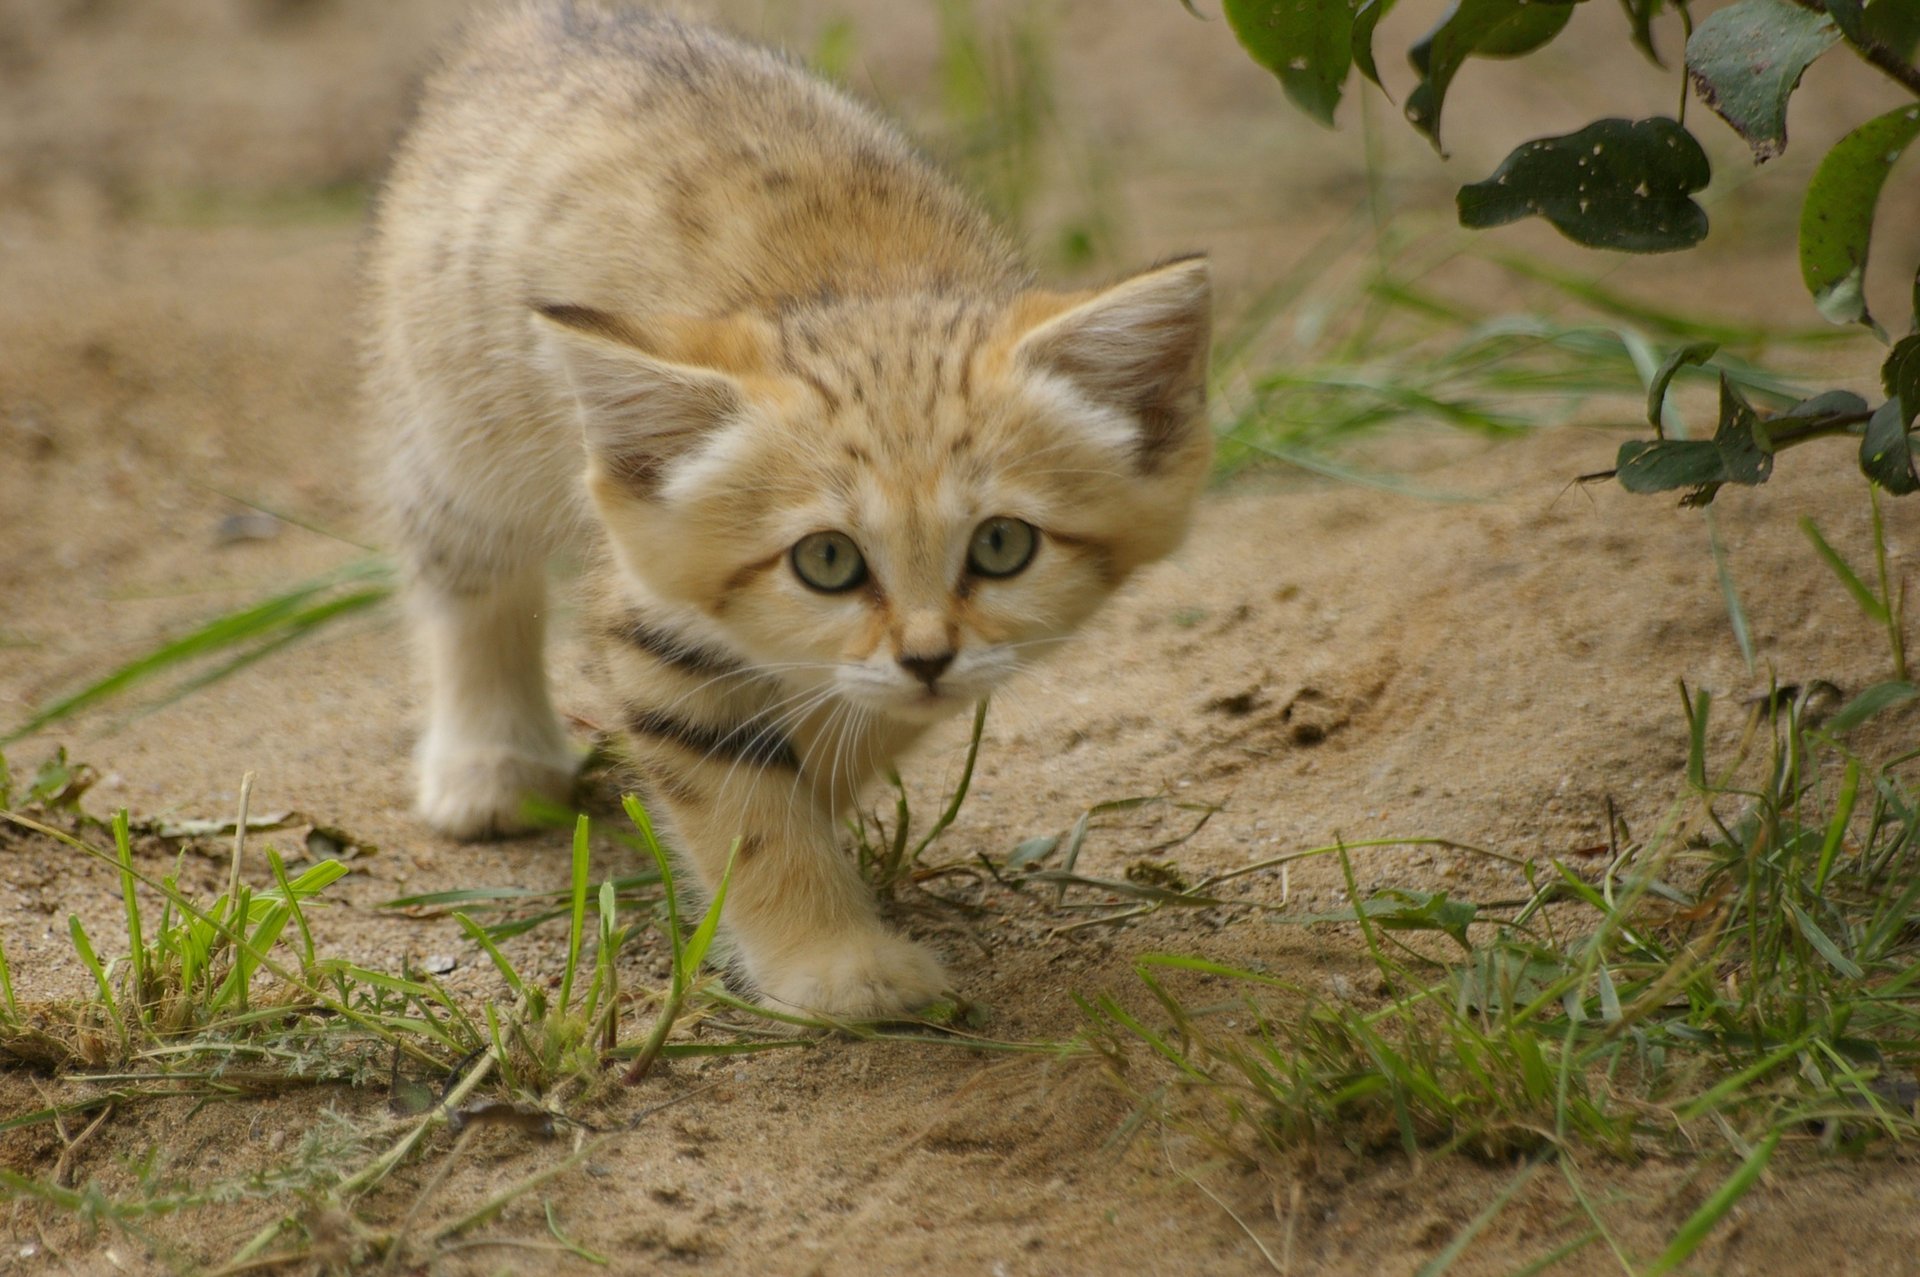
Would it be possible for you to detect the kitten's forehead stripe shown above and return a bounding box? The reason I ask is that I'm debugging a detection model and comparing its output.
[720,551,785,602]
[797,367,842,412]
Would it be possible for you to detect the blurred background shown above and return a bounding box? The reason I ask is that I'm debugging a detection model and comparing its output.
[0,0,1913,696]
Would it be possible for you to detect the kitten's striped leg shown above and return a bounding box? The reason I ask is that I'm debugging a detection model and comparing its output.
[625,719,948,1019]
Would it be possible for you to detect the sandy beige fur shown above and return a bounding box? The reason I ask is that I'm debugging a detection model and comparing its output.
[366,0,1213,1016]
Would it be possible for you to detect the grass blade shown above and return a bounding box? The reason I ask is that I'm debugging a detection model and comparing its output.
[1414,1156,1540,1276]
[3,560,393,743]
[454,913,528,1003]
[113,809,145,1023]
[559,814,590,1014]
[1644,1130,1780,1276]
[1785,901,1863,979]
[678,837,739,987]
[1800,517,1888,621]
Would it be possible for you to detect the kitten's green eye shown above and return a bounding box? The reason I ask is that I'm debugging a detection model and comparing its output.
[967,517,1037,578]
[791,531,867,592]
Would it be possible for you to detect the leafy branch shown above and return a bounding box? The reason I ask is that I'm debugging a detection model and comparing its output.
[1202,0,1920,498]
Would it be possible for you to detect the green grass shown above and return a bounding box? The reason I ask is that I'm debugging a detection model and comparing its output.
[0,775,1044,1269]
[1077,682,1920,1271]
[1209,218,1869,483]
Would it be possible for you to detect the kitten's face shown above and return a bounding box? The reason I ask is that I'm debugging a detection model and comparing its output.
[545,259,1213,722]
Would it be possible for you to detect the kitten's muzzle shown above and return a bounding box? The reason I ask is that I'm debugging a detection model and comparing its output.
[898,650,955,691]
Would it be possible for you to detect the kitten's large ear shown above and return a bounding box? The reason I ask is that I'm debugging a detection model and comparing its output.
[1010,256,1212,471]
[533,303,750,498]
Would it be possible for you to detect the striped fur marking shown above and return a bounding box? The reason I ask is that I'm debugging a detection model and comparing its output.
[626,708,800,770]
[612,611,746,678]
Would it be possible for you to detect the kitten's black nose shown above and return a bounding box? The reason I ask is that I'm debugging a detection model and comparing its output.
[898,651,954,689]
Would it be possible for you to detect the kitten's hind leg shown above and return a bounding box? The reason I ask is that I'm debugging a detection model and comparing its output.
[409,560,578,840]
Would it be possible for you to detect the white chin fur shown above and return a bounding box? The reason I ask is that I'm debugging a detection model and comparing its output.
[878,692,975,725]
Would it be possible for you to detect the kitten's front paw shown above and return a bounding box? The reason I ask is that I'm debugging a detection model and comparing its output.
[417,746,577,840]
[756,931,950,1020]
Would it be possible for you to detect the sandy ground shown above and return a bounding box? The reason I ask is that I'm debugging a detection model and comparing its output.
[4,1,1920,1273]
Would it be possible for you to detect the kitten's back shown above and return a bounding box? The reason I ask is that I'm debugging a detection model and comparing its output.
[371,2,1020,348]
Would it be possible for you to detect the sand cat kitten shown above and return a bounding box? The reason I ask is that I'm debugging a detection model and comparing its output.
[367,1,1213,1017]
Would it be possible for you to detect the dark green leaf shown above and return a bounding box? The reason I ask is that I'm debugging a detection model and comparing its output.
[1353,0,1400,87]
[1799,103,1920,332]
[1884,335,1920,410]
[1829,680,1919,732]
[1458,117,1711,252]
[1225,0,1355,127]
[1826,0,1869,45]
[1617,374,1773,501]
[1619,0,1666,63]
[1685,0,1840,161]
[1865,0,1920,60]
[1768,388,1870,426]
[1648,340,1720,429]
[1860,397,1919,494]
[1406,0,1584,151]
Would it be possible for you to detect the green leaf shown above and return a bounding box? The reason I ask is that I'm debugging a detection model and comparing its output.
[1617,374,1773,501]
[1685,0,1840,161]
[1618,0,1666,63]
[1343,889,1478,950]
[1885,335,1920,410]
[1859,324,1919,493]
[1799,103,1920,333]
[1826,0,1869,45]
[1647,340,1720,429]
[1829,680,1919,732]
[1352,0,1399,87]
[1406,0,1584,150]
[1459,117,1711,253]
[1860,397,1919,494]
[1865,0,1920,60]
[1224,0,1355,127]
[1768,388,1870,427]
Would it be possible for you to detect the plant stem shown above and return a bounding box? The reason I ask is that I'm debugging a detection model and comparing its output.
[1871,483,1909,680]
[907,697,990,867]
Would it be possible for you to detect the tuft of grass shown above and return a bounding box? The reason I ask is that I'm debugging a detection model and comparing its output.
[1082,681,1920,1268]
[854,696,989,893]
